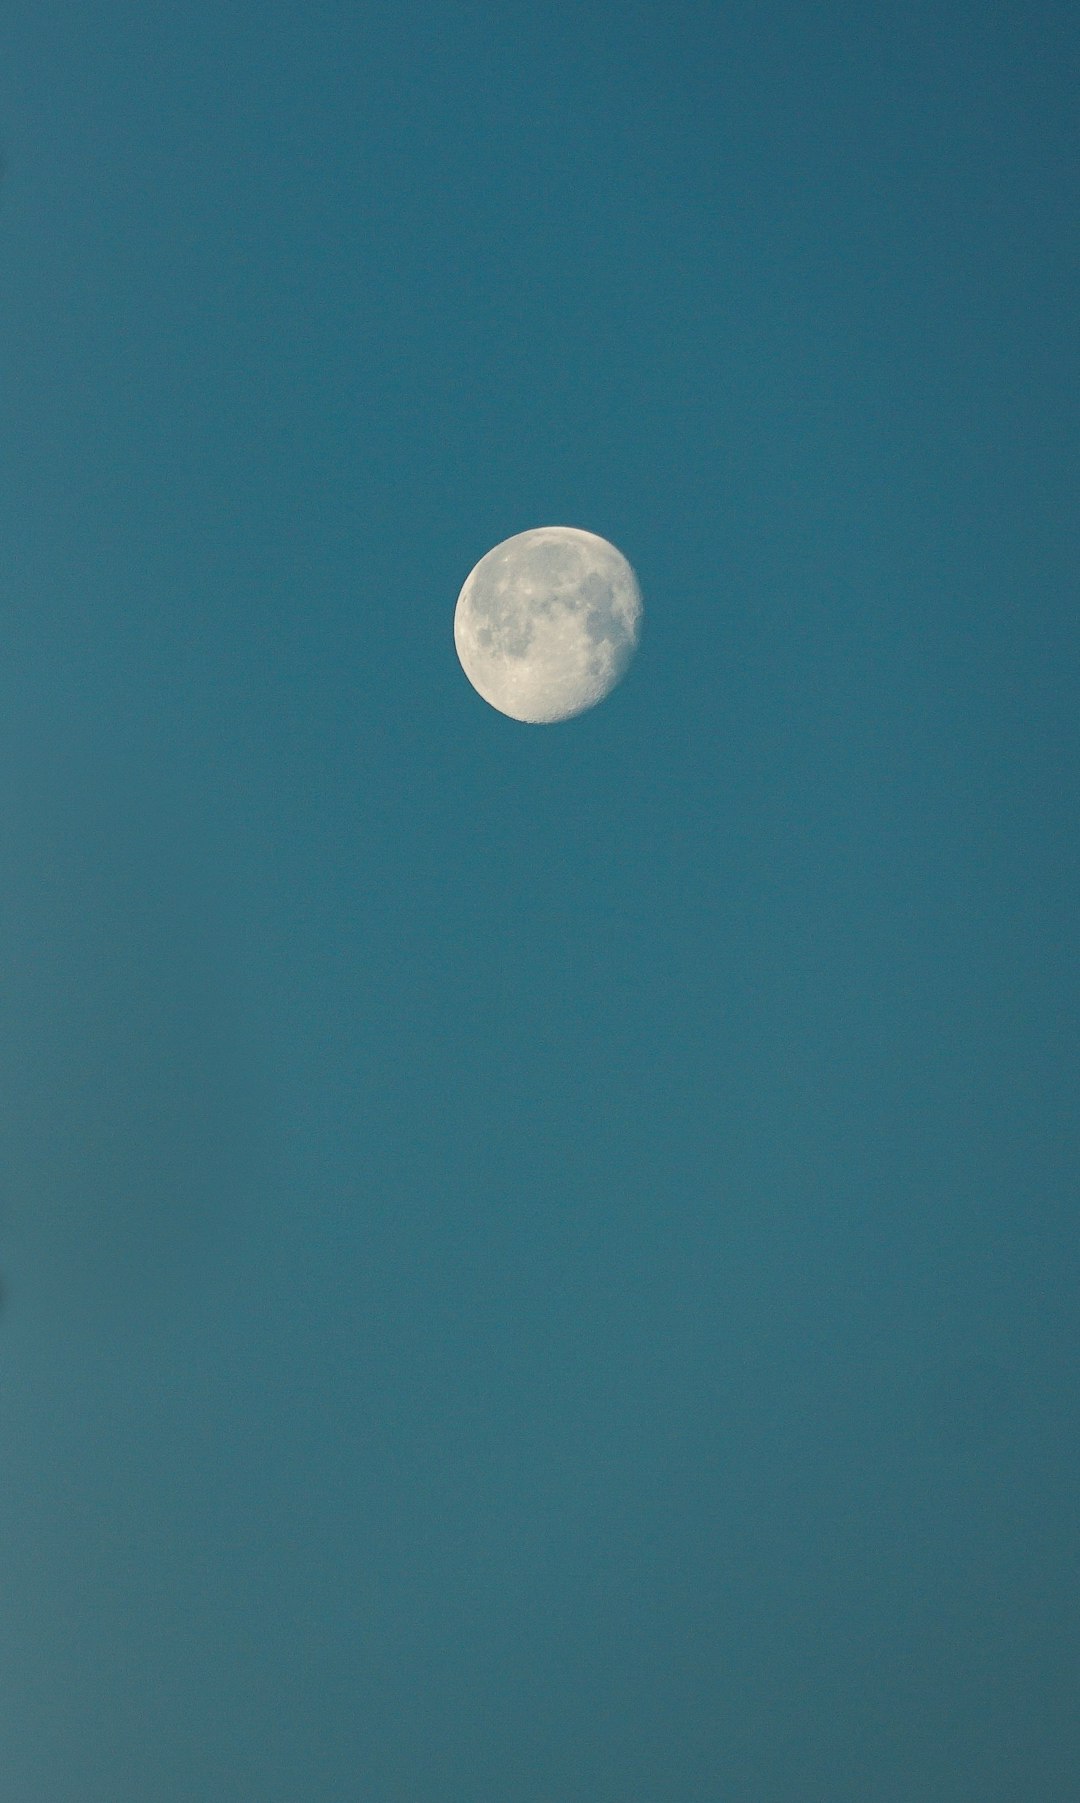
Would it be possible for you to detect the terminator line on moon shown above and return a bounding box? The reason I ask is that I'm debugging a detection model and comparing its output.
[454,526,643,723]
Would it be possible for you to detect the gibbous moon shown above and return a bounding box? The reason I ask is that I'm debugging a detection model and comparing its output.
[454,526,643,723]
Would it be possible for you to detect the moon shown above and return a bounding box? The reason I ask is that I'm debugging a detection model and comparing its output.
[453,526,643,723]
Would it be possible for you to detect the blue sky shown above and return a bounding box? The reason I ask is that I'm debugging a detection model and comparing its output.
[1,3,1078,1798]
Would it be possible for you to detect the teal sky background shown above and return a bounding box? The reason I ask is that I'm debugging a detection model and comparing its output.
[1,3,1078,1798]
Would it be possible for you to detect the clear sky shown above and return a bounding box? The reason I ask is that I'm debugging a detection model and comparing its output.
[1,3,1078,1798]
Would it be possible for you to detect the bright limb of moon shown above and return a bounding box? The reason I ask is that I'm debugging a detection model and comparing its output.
[453,526,643,724]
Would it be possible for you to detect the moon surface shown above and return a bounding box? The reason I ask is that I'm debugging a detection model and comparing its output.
[454,526,643,723]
